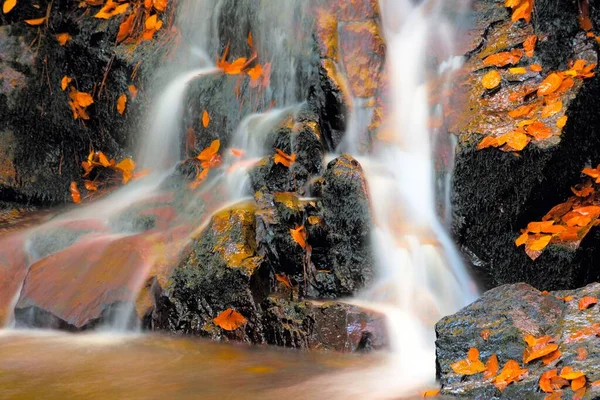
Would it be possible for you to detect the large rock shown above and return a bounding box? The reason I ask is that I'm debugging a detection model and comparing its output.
[436,282,600,399]
[451,0,600,290]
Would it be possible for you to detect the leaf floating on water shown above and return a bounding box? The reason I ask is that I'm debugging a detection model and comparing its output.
[117,93,127,115]
[3,0,16,14]
[70,181,82,204]
[481,70,501,89]
[578,296,598,310]
[202,110,210,128]
[213,308,247,331]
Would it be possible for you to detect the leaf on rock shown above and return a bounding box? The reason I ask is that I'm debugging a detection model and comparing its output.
[523,334,559,363]
[450,347,486,376]
[576,347,588,361]
[115,158,136,184]
[213,308,247,331]
[61,76,72,91]
[484,353,499,379]
[559,366,585,380]
[197,139,220,162]
[290,225,307,249]
[482,70,501,89]
[3,0,16,14]
[70,181,81,204]
[274,149,296,167]
[117,93,127,115]
[25,17,46,26]
[523,35,537,57]
[483,49,523,67]
[492,359,528,391]
[480,329,491,341]
[541,101,562,119]
[556,116,568,128]
[128,85,138,99]
[56,33,71,46]
[538,73,563,96]
[202,110,210,128]
[539,369,557,393]
[578,296,598,310]
[95,0,129,19]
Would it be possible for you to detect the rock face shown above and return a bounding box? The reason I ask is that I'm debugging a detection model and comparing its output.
[436,282,600,399]
[451,0,600,290]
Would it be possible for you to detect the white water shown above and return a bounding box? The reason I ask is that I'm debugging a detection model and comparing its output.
[341,0,477,390]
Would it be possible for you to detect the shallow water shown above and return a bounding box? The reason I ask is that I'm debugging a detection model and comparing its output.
[0,331,430,400]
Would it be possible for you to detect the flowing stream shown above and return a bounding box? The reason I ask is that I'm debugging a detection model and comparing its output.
[0,0,477,397]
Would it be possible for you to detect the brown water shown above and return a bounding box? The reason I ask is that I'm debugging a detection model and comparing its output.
[0,331,428,400]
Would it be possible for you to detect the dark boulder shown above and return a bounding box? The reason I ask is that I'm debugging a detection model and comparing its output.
[451,0,600,290]
[436,282,600,399]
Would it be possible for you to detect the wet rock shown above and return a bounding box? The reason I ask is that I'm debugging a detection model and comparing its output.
[263,296,388,352]
[321,154,374,295]
[436,282,600,399]
[0,233,30,325]
[15,230,186,330]
[451,0,600,290]
[152,202,270,343]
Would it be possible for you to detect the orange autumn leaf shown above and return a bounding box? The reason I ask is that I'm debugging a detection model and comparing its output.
[592,380,600,387]
[556,115,568,128]
[511,0,533,23]
[290,225,307,249]
[509,67,527,75]
[117,13,135,43]
[550,375,569,390]
[528,235,552,251]
[115,158,136,184]
[541,101,562,119]
[213,308,247,331]
[70,181,82,204]
[501,130,529,151]
[492,359,528,391]
[95,0,129,19]
[483,49,523,67]
[420,389,440,398]
[484,353,499,379]
[526,121,553,140]
[542,349,561,365]
[274,148,296,168]
[189,167,210,190]
[527,221,565,234]
[538,73,564,96]
[530,64,543,72]
[481,329,491,341]
[117,93,127,115]
[25,17,46,26]
[578,296,598,310]
[128,85,138,98]
[515,232,528,247]
[247,31,253,47]
[450,347,486,376]
[571,183,594,197]
[153,0,168,12]
[477,136,498,150]
[247,64,263,82]
[481,70,501,89]
[97,152,111,167]
[3,0,16,14]
[84,180,98,191]
[508,104,534,118]
[56,33,71,46]
[573,387,587,400]
[197,139,220,161]
[523,334,559,363]
[559,366,585,380]
[576,347,588,361]
[523,35,537,57]
[61,76,72,91]
[275,274,292,288]
[539,369,558,393]
[202,110,210,128]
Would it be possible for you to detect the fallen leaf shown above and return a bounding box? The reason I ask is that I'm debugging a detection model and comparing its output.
[274,148,296,167]
[117,93,127,115]
[508,104,534,119]
[541,101,562,119]
[492,359,528,391]
[477,136,498,150]
[523,35,537,57]
[24,17,46,26]
[61,76,72,91]
[572,375,586,391]
[275,274,292,288]
[95,0,129,19]
[290,225,307,249]
[70,181,81,204]
[213,308,247,331]
[528,235,552,251]
[84,180,98,191]
[509,67,527,75]
[559,366,585,380]
[482,70,501,89]
[578,296,598,310]
[117,13,135,43]
[421,389,440,398]
[539,369,558,393]
[247,31,253,47]
[530,64,543,72]
[557,116,568,128]
[153,0,168,12]
[573,387,586,400]
[484,353,499,379]
[56,33,71,46]
[538,73,564,96]
[128,85,138,98]
[202,110,210,128]
[526,121,553,140]
[3,0,16,14]
[115,158,136,183]
[523,334,559,363]
[483,50,523,67]
[197,139,221,164]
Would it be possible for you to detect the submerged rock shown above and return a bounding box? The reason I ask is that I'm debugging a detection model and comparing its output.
[436,282,600,399]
